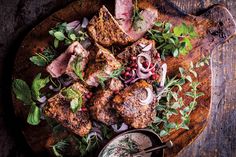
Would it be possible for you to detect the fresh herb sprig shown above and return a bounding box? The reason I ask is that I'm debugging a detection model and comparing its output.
[49,22,88,48]
[12,73,49,125]
[72,57,85,82]
[61,87,83,113]
[30,47,56,67]
[150,62,204,137]
[52,139,69,157]
[195,54,211,68]
[97,66,124,88]
[148,22,197,59]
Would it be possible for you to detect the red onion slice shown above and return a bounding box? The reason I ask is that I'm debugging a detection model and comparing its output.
[38,96,47,103]
[160,63,167,87]
[111,123,128,133]
[66,20,80,31]
[139,43,146,48]
[139,87,154,105]
[142,43,152,52]
[137,53,151,72]
[137,68,152,79]
[49,85,61,92]
[81,17,89,28]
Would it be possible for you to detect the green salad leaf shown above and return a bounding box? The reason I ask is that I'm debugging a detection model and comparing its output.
[31,73,49,101]
[30,47,55,67]
[27,104,41,125]
[12,79,33,106]
[62,87,83,112]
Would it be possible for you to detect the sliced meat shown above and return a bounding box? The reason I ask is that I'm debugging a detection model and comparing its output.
[113,80,157,128]
[115,0,158,41]
[90,78,124,125]
[87,6,133,47]
[115,0,133,30]
[65,42,90,80]
[85,44,122,87]
[43,82,92,136]
[47,41,89,78]
[47,42,79,78]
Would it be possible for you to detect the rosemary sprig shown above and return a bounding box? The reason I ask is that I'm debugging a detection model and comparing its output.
[52,139,69,157]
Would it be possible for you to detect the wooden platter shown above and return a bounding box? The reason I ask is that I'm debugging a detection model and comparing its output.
[11,0,236,156]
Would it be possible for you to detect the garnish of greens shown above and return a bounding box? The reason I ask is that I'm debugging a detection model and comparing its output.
[97,67,125,88]
[30,47,56,67]
[72,57,84,81]
[51,124,113,157]
[132,0,144,31]
[12,73,49,125]
[61,87,83,113]
[150,62,205,137]
[195,54,211,68]
[52,139,69,157]
[148,22,197,59]
[49,22,88,48]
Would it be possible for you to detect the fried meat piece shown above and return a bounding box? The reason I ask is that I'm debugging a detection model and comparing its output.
[43,82,92,136]
[87,6,133,47]
[113,80,156,128]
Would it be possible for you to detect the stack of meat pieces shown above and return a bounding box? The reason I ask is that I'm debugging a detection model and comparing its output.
[44,0,160,138]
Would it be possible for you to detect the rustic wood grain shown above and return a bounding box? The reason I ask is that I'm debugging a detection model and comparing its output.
[0,0,236,157]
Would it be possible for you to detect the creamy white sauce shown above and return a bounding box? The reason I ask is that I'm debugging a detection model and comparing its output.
[100,132,152,157]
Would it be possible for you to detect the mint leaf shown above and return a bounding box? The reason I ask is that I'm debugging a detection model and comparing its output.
[54,39,59,48]
[27,104,41,125]
[69,33,76,41]
[70,97,82,113]
[31,73,49,101]
[54,32,65,41]
[12,79,33,106]
[62,87,81,100]
[72,60,84,81]
[160,130,168,137]
[30,55,47,66]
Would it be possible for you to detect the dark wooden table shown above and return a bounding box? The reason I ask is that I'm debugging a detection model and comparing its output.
[0,0,235,157]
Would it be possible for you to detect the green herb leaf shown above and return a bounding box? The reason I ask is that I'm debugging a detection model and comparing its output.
[52,140,68,157]
[30,55,47,66]
[160,130,168,137]
[69,33,76,41]
[31,73,49,101]
[54,39,59,48]
[27,104,41,125]
[185,92,195,98]
[185,75,192,82]
[62,87,81,100]
[54,31,65,41]
[72,59,84,81]
[70,97,82,113]
[12,79,33,106]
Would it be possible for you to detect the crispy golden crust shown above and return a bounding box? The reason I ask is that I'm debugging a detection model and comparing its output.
[90,90,119,125]
[87,6,133,47]
[113,80,157,128]
[43,83,92,137]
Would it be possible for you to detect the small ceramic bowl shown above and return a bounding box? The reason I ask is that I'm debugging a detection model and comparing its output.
[98,129,164,157]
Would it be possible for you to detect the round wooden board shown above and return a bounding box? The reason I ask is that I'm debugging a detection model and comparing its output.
[11,0,236,156]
